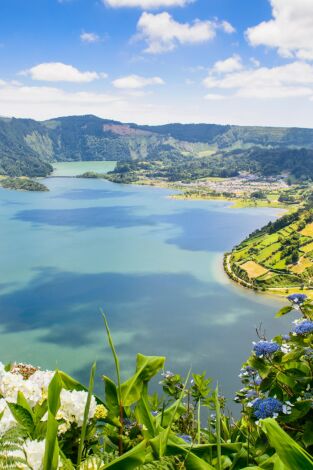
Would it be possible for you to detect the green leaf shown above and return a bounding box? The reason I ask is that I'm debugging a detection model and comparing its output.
[43,371,63,470]
[17,391,34,420]
[261,418,313,470]
[102,440,147,469]
[77,362,96,468]
[7,403,34,434]
[166,443,215,470]
[48,371,62,416]
[120,354,165,407]
[103,375,119,414]
[275,305,293,318]
[135,389,156,439]
[43,413,59,470]
[59,371,87,392]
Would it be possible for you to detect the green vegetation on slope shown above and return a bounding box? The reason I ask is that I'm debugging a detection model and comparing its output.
[2,115,313,179]
[226,200,313,291]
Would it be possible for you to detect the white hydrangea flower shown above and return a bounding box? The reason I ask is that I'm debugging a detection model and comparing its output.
[0,372,42,407]
[23,439,46,470]
[57,389,97,428]
[0,398,17,435]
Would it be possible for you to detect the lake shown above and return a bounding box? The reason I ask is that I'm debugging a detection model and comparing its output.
[0,165,292,400]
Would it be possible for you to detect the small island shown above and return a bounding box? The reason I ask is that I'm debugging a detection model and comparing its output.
[0,177,49,192]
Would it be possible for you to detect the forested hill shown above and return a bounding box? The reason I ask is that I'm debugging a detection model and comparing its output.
[2,114,313,177]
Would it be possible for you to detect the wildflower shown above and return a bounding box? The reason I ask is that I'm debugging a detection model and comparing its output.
[251,397,283,420]
[282,401,293,415]
[94,404,108,420]
[246,390,258,399]
[293,320,313,336]
[178,434,192,444]
[281,343,291,354]
[287,293,307,305]
[151,410,158,417]
[282,334,290,341]
[161,370,174,379]
[253,341,280,357]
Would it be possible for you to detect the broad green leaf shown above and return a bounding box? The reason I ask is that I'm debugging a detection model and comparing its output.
[7,403,34,434]
[17,391,34,420]
[261,418,313,470]
[135,391,156,439]
[103,375,119,413]
[101,440,147,469]
[275,306,293,318]
[165,443,214,470]
[77,362,96,468]
[48,371,62,416]
[43,412,59,470]
[120,354,165,406]
[43,371,62,470]
[59,371,87,392]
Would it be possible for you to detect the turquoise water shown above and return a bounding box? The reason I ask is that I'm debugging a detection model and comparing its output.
[0,175,291,398]
[52,161,116,177]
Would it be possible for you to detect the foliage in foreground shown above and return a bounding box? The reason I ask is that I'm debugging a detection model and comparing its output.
[0,297,312,469]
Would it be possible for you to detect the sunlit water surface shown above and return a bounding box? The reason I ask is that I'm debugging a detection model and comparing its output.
[0,165,292,399]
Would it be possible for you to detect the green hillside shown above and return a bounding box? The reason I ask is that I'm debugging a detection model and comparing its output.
[2,115,313,178]
[226,205,313,292]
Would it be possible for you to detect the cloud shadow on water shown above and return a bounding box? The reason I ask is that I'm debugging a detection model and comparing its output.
[54,188,129,200]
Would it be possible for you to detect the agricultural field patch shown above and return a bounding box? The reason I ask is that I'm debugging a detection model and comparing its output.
[301,223,313,237]
[241,261,268,278]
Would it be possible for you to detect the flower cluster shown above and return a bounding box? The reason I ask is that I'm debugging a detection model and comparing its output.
[0,363,100,437]
[287,293,307,305]
[250,397,283,420]
[293,320,313,336]
[253,341,280,357]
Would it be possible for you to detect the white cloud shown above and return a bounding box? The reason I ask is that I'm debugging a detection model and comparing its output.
[103,0,192,8]
[213,54,242,73]
[112,74,164,89]
[204,61,313,99]
[80,32,100,43]
[204,93,225,100]
[246,0,313,60]
[2,78,313,127]
[136,12,234,54]
[21,62,102,83]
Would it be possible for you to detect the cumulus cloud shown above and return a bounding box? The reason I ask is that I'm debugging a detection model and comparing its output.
[136,12,234,54]
[21,62,102,83]
[246,0,313,60]
[103,0,192,8]
[203,61,313,99]
[213,54,242,73]
[80,32,100,43]
[112,74,164,89]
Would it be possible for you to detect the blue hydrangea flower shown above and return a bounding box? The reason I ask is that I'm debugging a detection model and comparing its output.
[252,398,283,420]
[178,434,192,444]
[253,341,280,357]
[293,320,313,336]
[287,293,307,304]
[282,334,290,341]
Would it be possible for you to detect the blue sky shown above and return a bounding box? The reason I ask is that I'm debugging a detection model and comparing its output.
[1,0,313,127]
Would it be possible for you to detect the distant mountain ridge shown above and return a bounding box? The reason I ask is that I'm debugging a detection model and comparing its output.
[1,114,313,177]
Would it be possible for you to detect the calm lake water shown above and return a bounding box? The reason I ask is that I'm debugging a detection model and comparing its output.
[0,165,292,400]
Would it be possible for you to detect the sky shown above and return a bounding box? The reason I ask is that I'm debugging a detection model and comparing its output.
[1,0,313,127]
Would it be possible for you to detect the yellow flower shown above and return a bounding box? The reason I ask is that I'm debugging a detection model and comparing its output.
[94,404,108,420]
